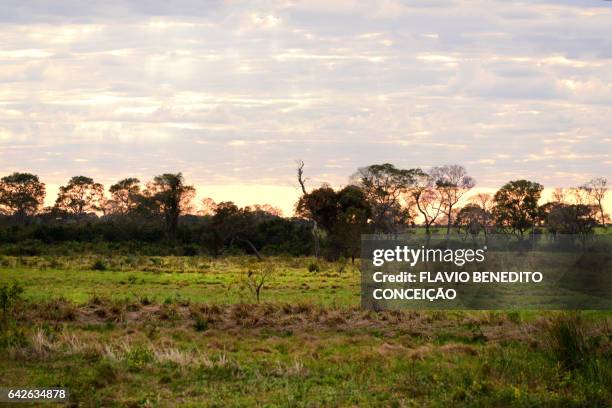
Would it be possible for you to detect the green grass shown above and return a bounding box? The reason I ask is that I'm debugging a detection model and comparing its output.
[0,256,611,407]
[0,256,359,305]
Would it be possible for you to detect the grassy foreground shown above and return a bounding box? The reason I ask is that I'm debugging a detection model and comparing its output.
[0,256,611,407]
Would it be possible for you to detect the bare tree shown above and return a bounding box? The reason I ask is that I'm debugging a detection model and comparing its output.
[581,177,608,227]
[430,165,476,237]
[296,160,321,258]
[244,263,275,303]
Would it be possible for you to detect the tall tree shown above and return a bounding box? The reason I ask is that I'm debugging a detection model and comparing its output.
[55,176,104,217]
[430,165,475,237]
[352,163,417,233]
[493,179,543,237]
[580,177,608,228]
[409,170,443,234]
[332,185,371,262]
[296,184,370,261]
[108,178,141,216]
[0,172,46,223]
[144,173,195,239]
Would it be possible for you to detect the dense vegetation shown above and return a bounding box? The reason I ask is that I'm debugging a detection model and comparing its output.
[0,164,608,261]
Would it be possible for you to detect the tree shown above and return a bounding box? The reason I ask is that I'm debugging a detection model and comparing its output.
[493,180,543,237]
[242,263,275,303]
[251,204,282,217]
[55,176,104,217]
[0,172,46,224]
[580,177,608,228]
[352,163,418,233]
[469,192,494,235]
[108,178,141,216]
[409,170,443,234]
[455,204,487,236]
[198,197,218,216]
[296,160,321,258]
[542,202,597,236]
[210,201,263,259]
[297,184,371,261]
[295,185,339,232]
[331,185,371,262]
[430,165,475,237]
[143,173,195,239]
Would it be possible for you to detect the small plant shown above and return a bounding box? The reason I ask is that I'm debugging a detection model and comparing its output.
[126,346,154,370]
[127,274,138,285]
[0,281,24,322]
[243,264,275,303]
[159,303,180,320]
[139,295,153,306]
[194,315,209,332]
[307,262,320,273]
[91,259,108,271]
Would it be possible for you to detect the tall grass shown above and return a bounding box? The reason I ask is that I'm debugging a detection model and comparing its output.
[544,312,596,372]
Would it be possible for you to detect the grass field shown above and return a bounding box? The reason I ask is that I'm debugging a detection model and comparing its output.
[1,256,611,407]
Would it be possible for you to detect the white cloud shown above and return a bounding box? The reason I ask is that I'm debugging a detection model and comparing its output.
[0,0,610,193]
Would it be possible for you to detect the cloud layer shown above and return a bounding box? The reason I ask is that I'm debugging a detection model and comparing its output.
[1,0,611,208]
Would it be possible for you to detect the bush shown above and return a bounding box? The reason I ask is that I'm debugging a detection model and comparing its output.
[544,312,596,372]
[194,315,209,332]
[307,262,320,273]
[0,281,24,322]
[91,259,108,271]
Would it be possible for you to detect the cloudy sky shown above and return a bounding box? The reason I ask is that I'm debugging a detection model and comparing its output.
[0,0,611,213]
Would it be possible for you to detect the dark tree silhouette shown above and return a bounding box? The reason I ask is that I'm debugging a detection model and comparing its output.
[409,169,443,235]
[55,176,104,218]
[493,179,543,237]
[0,172,46,224]
[144,173,195,240]
[108,178,141,216]
[352,163,418,233]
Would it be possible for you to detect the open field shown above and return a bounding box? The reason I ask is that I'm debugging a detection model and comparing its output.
[1,256,611,407]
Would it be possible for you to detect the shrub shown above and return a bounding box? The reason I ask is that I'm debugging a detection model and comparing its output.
[307,262,320,273]
[194,315,209,332]
[544,312,596,372]
[0,281,24,322]
[91,259,108,271]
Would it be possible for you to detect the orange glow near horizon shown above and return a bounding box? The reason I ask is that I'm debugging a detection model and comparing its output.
[42,184,611,220]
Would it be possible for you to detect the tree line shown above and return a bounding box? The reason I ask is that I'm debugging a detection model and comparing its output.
[0,165,608,259]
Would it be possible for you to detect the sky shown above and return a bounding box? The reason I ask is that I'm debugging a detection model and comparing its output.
[0,0,611,215]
